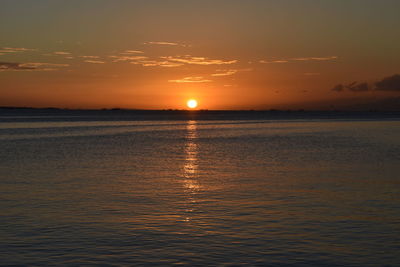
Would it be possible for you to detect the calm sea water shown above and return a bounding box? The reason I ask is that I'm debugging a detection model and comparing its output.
[1,112,399,266]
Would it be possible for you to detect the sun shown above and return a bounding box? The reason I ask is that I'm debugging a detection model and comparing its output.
[187,99,198,109]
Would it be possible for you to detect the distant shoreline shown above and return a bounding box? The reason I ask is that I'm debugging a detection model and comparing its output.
[1,107,400,123]
[1,106,400,113]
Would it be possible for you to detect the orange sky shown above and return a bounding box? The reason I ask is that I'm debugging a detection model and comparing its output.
[1,0,400,110]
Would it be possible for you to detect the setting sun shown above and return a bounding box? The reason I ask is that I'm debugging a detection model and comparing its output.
[187,99,198,109]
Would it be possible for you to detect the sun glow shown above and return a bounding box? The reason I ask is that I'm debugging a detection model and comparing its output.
[187,99,198,109]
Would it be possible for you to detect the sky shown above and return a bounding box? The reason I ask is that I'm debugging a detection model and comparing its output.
[1,0,400,110]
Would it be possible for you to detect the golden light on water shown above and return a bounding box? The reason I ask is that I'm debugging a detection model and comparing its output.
[183,120,199,189]
[187,99,198,109]
[181,120,200,223]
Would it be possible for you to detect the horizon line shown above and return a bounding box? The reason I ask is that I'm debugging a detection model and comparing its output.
[1,106,399,113]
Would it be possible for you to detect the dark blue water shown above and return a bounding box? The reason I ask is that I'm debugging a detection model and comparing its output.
[1,111,399,265]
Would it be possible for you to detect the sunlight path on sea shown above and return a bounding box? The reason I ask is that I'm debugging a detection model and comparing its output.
[182,120,199,222]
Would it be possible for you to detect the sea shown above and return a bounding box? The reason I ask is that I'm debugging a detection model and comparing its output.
[1,109,399,266]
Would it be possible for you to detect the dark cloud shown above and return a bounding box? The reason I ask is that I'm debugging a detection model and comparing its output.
[0,62,68,71]
[331,84,344,92]
[346,82,369,92]
[0,62,36,70]
[332,82,370,93]
[331,74,400,93]
[375,74,400,91]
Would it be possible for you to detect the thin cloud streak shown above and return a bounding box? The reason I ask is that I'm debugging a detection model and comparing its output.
[110,55,183,67]
[0,61,69,71]
[259,60,288,64]
[293,56,338,61]
[84,60,105,64]
[53,51,71,55]
[109,55,148,62]
[131,60,183,67]
[0,62,35,70]
[162,56,237,65]
[0,47,36,54]
[121,50,144,54]
[144,41,189,47]
[145,41,179,46]
[109,51,237,68]
[212,68,252,76]
[80,56,100,59]
[168,76,212,83]
[260,56,337,64]
[211,70,238,77]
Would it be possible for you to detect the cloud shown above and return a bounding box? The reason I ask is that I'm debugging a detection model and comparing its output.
[168,76,212,83]
[375,74,400,91]
[292,56,338,61]
[0,47,35,54]
[84,60,105,64]
[22,62,69,68]
[211,70,238,77]
[331,84,344,92]
[304,72,320,76]
[331,74,400,93]
[109,55,148,62]
[145,41,179,46]
[162,55,237,65]
[332,82,370,92]
[211,68,251,77]
[53,51,71,55]
[80,55,100,59]
[260,56,337,64]
[120,50,144,54]
[110,55,183,67]
[346,82,369,92]
[144,41,189,47]
[131,60,183,67]
[110,53,236,68]
[109,55,182,67]
[0,62,69,71]
[259,60,289,64]
[0,62,35,70]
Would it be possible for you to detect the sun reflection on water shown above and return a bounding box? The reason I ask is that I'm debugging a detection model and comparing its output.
[181,120,200,222]
[183,120,199,190]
